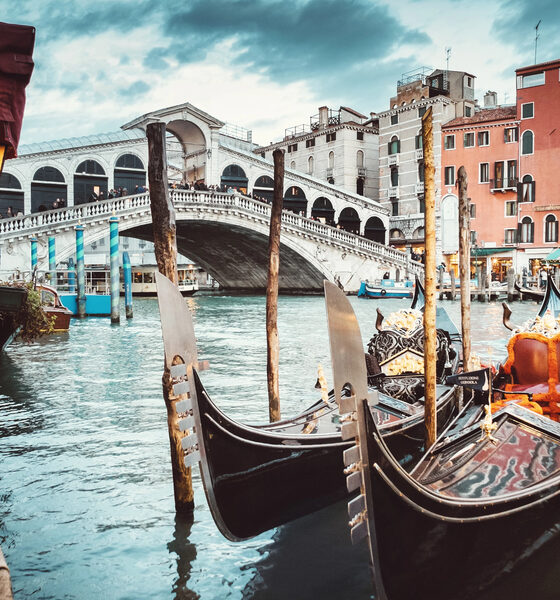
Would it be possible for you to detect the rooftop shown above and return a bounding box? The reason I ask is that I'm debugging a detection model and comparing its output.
[442,106,517,128]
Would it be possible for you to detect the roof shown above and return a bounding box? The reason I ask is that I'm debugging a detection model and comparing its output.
[18,129,145,155]
[443,106,517,129]
[340,106,367,119]
[516,59,560,74]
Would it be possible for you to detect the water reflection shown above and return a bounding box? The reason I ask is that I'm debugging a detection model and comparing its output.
[168,514,199,600]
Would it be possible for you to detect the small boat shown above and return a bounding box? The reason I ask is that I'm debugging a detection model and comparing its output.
[37,283,72,332]
[358,279,414,299]
[155,273,460,541]
[514,280,544,301]
[326,281,560,600]
[122,265,198,297]
[0,285,28,350]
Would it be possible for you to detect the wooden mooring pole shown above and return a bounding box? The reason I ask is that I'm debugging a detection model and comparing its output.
[266,149,284,423]
[422,107,437,448]
[457,166,471,372]
[147,121,194,512]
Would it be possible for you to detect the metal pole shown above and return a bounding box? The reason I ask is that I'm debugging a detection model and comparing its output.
[266,149,284,423]
[422,107,437,448]
[123,251,133,319]
[109,216,120,324]
[68,256,76,293]
[30,237,37,271]
[457,166,471,371]
[48,236,56,288]
[75,224,86,318]
[147,121,193,513]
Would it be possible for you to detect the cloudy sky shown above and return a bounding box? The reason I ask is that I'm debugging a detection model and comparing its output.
[6,0,560,148]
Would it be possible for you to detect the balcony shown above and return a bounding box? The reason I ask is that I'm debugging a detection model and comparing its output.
[357,167,366,177]
[326,167,333,178]
[388,154,399,166]
[490,177,518,192]
[415,148,423,161]
[415,182,425,195]
[389,186,399,198]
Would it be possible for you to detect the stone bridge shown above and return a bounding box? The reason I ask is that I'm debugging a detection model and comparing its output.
[0,190,422,293]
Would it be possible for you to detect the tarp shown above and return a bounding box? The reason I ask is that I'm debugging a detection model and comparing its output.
[471,247,513,257]
[0,21,35,168]
[544,248,560,262]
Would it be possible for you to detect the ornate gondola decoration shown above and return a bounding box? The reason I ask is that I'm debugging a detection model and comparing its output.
[326,280,560,600]
[155,272,461,541]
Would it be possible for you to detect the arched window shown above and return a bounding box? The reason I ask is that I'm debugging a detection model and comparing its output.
[283,186,307,215]
[328,151,334,169]
[76,160,105,175]
[114,153,146,193]
[520,216,534,243]
[0,173,24,217]
[521,130,534,155]
[221,164,248,192]
[290,160,296,169]
[308,156,314,175]
[33,167,67,212]
[390,167,399,187]
[253,175,274,202]
[390,228,405,240]
[311,197,334,225]
[388,136,400,155]
[115,154,144,170]
[338,207,361,234]
[356,150,364,168]
[545,214,558,243]
[74,160,108,205]
[364,217,386,243]
[34,167,65,182]
[519,174,535,203]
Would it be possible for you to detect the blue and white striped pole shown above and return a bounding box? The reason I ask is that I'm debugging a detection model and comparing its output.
[30,237,37,272]
[75,224,86,318]
[123,251,133,319]
[109,216,120,324]
[48,236,56,288]
[68,257,76,293]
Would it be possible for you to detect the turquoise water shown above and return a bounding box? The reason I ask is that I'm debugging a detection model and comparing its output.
[0,295,549,599]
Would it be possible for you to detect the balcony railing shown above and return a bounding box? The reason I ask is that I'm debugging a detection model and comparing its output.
[415,148,423,161]
[389,186,399,198]
[326,167,333,178]
[415,182,425,195]
[388,154,399,166]
[490,177,518,192]
[357,167,366,177]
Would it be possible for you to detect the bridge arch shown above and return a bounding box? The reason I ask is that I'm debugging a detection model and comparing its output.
[114,153,146,194]
[311,196,335,225]
[221,164,248,192]
[337,207,360,234]
[252,175,274,202]
[0,172,24,217]
[364,216,386,244]
[32,166,67,212]
[284,185,307,215]
[74,159,108,205]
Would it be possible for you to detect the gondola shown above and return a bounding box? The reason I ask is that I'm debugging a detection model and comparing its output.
[155,272,461,541]
[325,280,560,600]
[514,280,544,301]
[0,285,27,350]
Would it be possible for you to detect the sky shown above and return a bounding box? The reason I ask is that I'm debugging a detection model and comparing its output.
[6,0,560,148]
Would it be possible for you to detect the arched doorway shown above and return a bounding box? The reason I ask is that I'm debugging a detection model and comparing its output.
[0,172,24,216]
[284,186,307,215]
[32,166,67,212]
[74,160,108,205]
[338,207,360,234]
[166,120,207,186]
[364,217,386,243]
[311,197,335,225]
[253,175,274,202]
[221,165,248,193]
[114,154,146,194]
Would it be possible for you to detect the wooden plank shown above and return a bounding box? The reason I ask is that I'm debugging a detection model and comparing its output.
[170,363,187,378]
[343,445,360,466]
[348,493,366,518]
[339,395,356,414]
[341,420,358,441]
[172,381,190,396]
[175,398,192,413]
[346,470,361,493]
[180,432,198,451]
[183,450,201,468]
[350,520,368,544]
[178,415,195,432]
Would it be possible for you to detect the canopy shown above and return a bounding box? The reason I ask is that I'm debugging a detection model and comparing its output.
[471,247,512,257]
[544,248,560,262]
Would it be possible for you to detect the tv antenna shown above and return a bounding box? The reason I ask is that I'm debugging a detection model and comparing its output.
[445,47,452,72]
[535,20,541,64]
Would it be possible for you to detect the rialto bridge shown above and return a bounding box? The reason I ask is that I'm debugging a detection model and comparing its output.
[0,191,422,293]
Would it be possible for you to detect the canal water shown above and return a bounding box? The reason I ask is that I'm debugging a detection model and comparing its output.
[0,295,555,599]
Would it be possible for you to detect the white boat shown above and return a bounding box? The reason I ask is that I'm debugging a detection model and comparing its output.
[121,265,198,297]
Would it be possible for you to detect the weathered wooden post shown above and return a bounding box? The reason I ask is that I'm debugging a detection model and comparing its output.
[147,121,193,512]
[123,250,133,319]
[266,149,284,423]
[48,236,56,287]
[75,225,86,318]
[109,215,120,324]
[422,107,437,448]
[0,547,13,600]
[457,166,471,372]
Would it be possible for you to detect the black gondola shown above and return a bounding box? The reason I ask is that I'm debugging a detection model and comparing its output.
[155,272,460,541]
[0,285,27,350]
[514,280,545,301]
[325,280,560,600]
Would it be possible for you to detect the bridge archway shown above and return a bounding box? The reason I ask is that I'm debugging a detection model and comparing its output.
[114,153,146,193]
[0,172,24,217]
[32,166,67,212]
[253,175,274,202]
[338,207,360,234]
[221,164,248,193]
[74,160,108,204]
[284,186,307,215]
[364,216,386,244]
[311,197,335,225]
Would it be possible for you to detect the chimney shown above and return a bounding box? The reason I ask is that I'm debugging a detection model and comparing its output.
[319,106,329,129]
[483,91,497,108]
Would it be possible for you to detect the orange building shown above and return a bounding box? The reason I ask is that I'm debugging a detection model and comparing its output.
[440,106,519,279]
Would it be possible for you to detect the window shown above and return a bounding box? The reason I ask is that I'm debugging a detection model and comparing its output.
[519,217,534,243]
[390,167,399,187]
[519,174,535,203]
[479,163,489,183]
[419,196,425,214]
[467,76,473,87]
[287,143,298,153]
[356,177,364,196]
[504,127,518,142]
[493,161,504,188]
[470,204,476,218]
[521,130,534,155]
[356,150,364,168]
[444,135,455,150]
[507,160,517,186]
[470,230,478,244]
[521,103,534,119]
[415,134,423,149]
[464,132,474,147]
[504,229,517,244]
[418,106,427,118]
[308,156,314,175]
[545,215,559,243]
[505,201,517,216]
[444,166,455,186]
[418,162,424,183]
[391,114,398,125]
[326,132,336,142]
[391,199,399,216]
[356,131,364,141]
[328,151,334,169]
[517,72,545,88]
[388,136,400,155]
[465,106,472,117]
[306,138,315,148]
[477,131,489,146]
[290,161,296,169]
